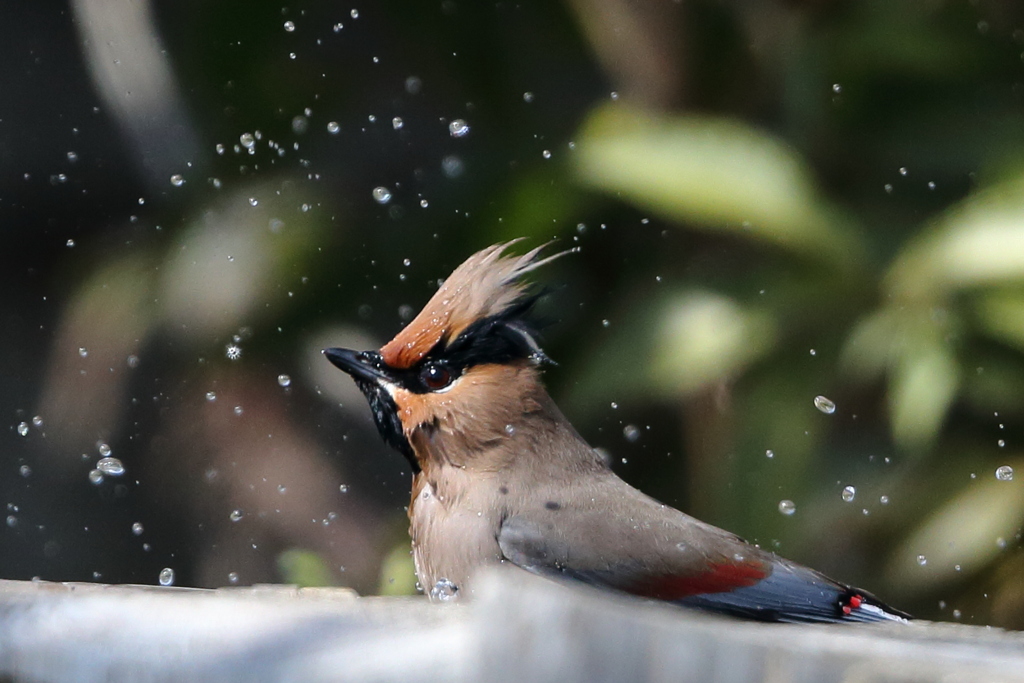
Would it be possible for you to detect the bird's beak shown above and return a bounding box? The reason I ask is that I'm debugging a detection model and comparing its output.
[323,348,394,385]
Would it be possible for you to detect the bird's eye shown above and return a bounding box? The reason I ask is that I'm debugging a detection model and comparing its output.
[420,362,453,390]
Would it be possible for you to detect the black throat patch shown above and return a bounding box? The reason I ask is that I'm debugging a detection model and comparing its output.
[352,378,419,473]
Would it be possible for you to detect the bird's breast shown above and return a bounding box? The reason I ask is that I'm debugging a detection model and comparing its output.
[408,469,506,599]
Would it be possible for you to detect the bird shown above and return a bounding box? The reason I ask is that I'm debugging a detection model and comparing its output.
[324,241,910,623]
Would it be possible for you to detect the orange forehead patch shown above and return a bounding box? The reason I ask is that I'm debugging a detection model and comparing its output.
[380,309,452,370]
[380,311,450,369]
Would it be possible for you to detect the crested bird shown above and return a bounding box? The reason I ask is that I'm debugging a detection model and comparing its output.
[324,241,909,623]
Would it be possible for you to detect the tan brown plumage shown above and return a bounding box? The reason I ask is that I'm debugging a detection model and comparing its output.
[324,241,910,623]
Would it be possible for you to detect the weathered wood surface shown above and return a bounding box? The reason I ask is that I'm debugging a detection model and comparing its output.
[0,569,1021,682]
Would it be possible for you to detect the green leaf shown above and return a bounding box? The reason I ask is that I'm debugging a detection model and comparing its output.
[886,463,1024,595]
[887,178,1024,303]
[277,549,335,588]
[840,307,902,382]
[650,291,777,396]
[975,290,1024,353]
[573,103,865,267]
[377,541,418,596]
[888,336,959,451]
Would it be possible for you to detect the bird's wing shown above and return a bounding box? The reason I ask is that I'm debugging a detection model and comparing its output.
[496,480,907,624]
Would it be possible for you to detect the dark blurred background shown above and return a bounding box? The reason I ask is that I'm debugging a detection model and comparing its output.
[3,0,1024,627]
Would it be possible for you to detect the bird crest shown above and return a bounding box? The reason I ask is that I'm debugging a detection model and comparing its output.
[380,240,566,369]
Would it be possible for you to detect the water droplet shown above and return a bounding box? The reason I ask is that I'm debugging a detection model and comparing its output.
[953,609,961,619]
[899,167,908,176]
[229,509,244,522]
[97,443,111,457]
[405,76,422,94]
[6,516,16,528]
[233,406,244,416]
[239,132,255,149]
[884,183,893,194]
[339,484,349,493]
[16,422,28,437]
[67,151,78,163]
[372,186,392,204]
[996,537,1007,549]
[78,347,88,357]
[31,416,43,428]
[765,449,774,459]
[205,391,217,402]
[215,143,225,155]
[97,457,125,476]
[277,374,292,387]
[778,500,796,516]
[927,181,936,190]
[327,121,340,134]
[333,22,343,32]
[170,174,185,187]
[623,425,640,442]
[248,197,258,207]
[841,485,855,502]
[441,155,464,177]
[880,495,890,505]
[132,522,144,535]
[227,571,240,584]
[158,567,175,586]
[350,8,359,18]
[283,20,295,31]
[832,83,842,93]
[291,115,309,135]
[88,469,104,485]
[504,424,516,436]
[430,578,458,602]
[523,91,534,103]
[66,239,75,248]
[996,465,1014,481]
[277,484,287,494]
[419,198,429,208]
[813,395,836,414]
[448,119,469,137]
[916,555,927,566]
[601,319,610,328]
[226,344,242,360]
[610,402,618,409]
[542,150,551,159]
[19,465,31,477]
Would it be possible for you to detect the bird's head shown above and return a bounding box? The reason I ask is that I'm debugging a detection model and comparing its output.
[324,241,567,471]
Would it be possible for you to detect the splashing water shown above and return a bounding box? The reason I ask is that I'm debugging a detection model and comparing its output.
[158,568,175,586]
[813,395,836,414]
[430,578,459,602]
